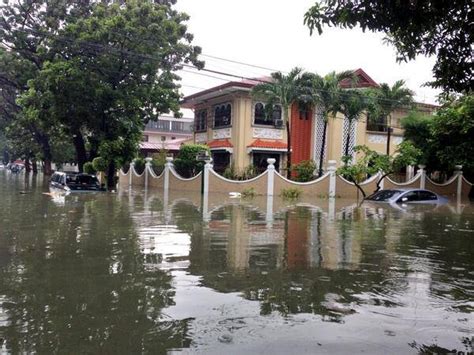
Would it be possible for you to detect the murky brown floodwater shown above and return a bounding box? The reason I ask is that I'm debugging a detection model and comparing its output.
[0,171,473,354]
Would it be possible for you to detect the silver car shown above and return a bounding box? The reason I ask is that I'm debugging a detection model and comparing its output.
[366,189,448,204]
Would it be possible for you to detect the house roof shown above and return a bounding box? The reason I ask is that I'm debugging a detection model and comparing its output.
[247,139,288,150]
[340,68,379,88]
[206,138,234,149]
[181,77,270,108]
[140,137,190,152]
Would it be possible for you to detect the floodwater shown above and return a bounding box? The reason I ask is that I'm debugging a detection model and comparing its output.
[0,171,473,354]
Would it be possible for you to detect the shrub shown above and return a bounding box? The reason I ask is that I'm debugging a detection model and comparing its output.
[92,157,108,172]
[222,164,258,180]
[152,149,167,175]
[133,157,146,174]
[83,162,96,174]
[281,187,302,199]
[174,144,210,178]
[242,187,256,198]
[293,160,316,182]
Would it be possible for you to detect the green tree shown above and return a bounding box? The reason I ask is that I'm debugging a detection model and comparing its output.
[339,90,369,157]
[368,80,414,155]
[18,1,202,188]
[304,0,473,94]
[251,67,305,178]
[174,144,210,178]
[300,70,355,176]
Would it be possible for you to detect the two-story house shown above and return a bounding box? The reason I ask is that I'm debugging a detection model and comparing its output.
[181,69,436,174]
[140,115,193,157]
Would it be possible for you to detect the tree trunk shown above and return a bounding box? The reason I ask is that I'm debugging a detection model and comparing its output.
[286,120,292,179]
[318,120,327,177]
[386,114,392,155]
[43,160,52,175]
[344,120,351,157]
[24,158,31,173]
[72,131,87,172]
[106,160,116,191]
[32,159,38,174]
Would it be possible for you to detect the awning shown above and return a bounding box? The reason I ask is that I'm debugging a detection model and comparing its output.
[206,139,233,152]
[140,137,189,152]
[247,139,287,153]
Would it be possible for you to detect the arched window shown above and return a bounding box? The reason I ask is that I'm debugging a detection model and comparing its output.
[214,103,232,128]
[254,102,266,124]
[195,109,207,131]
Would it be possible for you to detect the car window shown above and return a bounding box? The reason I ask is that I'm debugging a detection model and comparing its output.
[418,190,438,201]
[397,191,418,203]
[366,190,402,201]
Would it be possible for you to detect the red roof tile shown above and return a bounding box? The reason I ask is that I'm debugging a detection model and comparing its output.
[247,139,287,150]
[206,139,233,148]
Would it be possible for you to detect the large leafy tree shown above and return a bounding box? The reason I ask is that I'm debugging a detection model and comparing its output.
[251,68,304,178]
[11,1,202,187]
[403,95,474,181]
[304,1,473,95]
[300,70,354,176]
[367,80,414,155]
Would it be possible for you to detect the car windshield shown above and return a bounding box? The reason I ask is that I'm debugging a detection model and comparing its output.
[66,174,99,185]
[366,190,402,201]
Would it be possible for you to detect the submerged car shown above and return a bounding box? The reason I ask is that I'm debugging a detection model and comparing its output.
[50,172,105,192]
[366,189,448,204]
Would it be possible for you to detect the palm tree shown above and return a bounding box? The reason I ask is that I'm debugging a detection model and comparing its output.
[251,67,304,178]
[339,90,369,157]
[368,80,414,155]
[299,70,355,176]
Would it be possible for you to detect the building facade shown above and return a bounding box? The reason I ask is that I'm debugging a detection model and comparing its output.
[140,115,193,156]
[181,69,436,174]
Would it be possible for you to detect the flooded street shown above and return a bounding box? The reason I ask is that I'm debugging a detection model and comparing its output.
[0,171,473,354]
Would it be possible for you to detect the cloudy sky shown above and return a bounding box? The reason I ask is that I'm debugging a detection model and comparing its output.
[175,0,440,105]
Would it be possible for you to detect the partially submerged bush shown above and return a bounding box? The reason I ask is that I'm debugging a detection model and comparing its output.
[222,164,258,180]
[174,144,210,178]
[281,187,302,199]
[242,187,256,198]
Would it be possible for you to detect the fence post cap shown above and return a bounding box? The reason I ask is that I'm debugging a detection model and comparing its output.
[327,160,337,171]
[454,164,463,171]
[130,161,135,166]
[267,158,276,165]
[418,164,426,170]
[165,157,174,163]
[145,157,153,164]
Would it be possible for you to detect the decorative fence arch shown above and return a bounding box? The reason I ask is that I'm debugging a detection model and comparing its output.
[119,158,472,201]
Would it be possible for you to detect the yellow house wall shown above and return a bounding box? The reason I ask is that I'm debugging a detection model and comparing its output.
[193,91,288,173]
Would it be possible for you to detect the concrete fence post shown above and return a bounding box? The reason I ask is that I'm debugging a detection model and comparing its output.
[164,157,173,194]
[144,157,152,191]
[455,165,463,202]
[266,158,276,196]
[418,164,426,189]
[327,160,337,198]
[129,161,135,186]
[203,158,213,196]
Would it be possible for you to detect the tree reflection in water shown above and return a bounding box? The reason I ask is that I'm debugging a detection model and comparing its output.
[0,187,190,353]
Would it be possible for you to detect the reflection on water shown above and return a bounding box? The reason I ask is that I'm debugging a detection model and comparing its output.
[0,171,473,354]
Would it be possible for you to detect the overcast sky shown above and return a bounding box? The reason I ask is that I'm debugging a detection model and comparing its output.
[175,0,441,105]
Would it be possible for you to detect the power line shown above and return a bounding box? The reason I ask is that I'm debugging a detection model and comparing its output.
[200,53,281,73]
[2,27,423,107]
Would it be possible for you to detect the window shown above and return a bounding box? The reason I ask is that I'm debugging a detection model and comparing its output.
[418,190,438,201]
[142,135,149,142]
[253,102,282,126]
[195,109,207,132]
[161,136,166,142]
[171,121,184,132]
[171,137,176,140]
[214,103,232,128]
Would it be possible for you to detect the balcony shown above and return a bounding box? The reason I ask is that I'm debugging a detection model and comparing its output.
[145,120,193,134]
